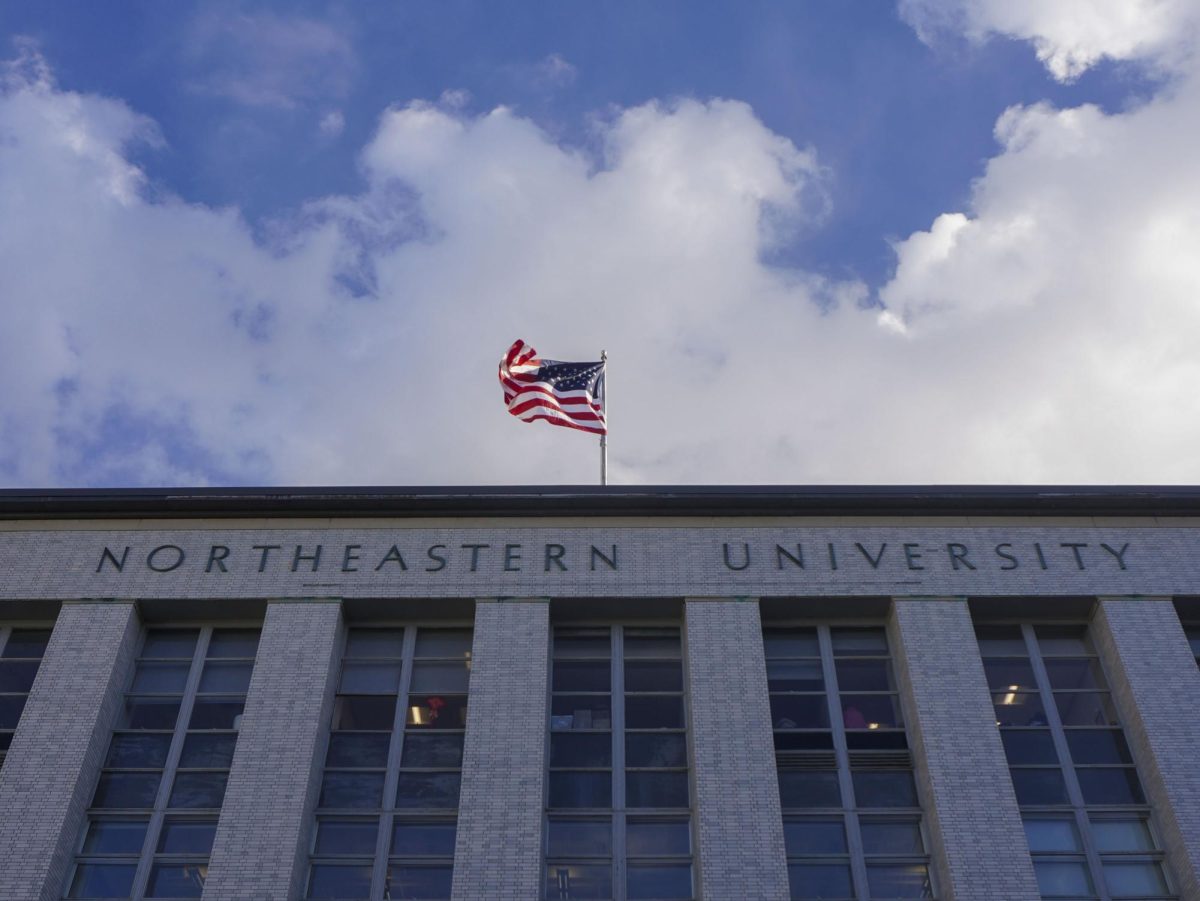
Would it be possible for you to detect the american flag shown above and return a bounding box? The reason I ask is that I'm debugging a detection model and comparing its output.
[499,339,607,435]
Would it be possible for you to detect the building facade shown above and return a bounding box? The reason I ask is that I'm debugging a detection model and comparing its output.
[0,486,1198,901]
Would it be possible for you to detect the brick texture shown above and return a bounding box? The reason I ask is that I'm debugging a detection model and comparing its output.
[0,600,139,901]
[888,599,1040,901]
[451,599,549,901]
[684,598,790,900]
[203,600,344,901]
[1092,597,1200,899]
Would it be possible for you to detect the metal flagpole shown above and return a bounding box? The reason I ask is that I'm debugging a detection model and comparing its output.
[600,349,608,486]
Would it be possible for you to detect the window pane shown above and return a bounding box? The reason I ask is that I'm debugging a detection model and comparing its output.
[627,863,692,899]
[861,820,923,855]
[993,693,1048,728]
[0,696,26,728]
[775,731,835,752]
[145,862,206,897]
[403,733,465,768]
[345,630,405,658]
[623,633,680,657]
[414,630,472,659]
[545,863,612,900]
[627,820,690,855]
[546,819,613,857]
[93,772,162,809]
[315,819,378,855]
[626,771,688,808]
[836,660,894,692]
[206,630,260,658]
[1000,730,1058,766]
[1066,729,1132,764]
[141,631,198,659]
[1077,768,1144,805]
[392,821,457,856]
[1044,659,1104,690]
[1035,626,1090,655]
[625,696,684,729]
[779,771,841,808]
[831,628,887,654]
[340,661,403,694]
[326,733,391,768]
[549,772,611,808]
[395,772,462,809]
[188,700,244,730]
[386,865,453,899]
[784,819,847,855]
[67,863,138,899]
[1023,818,1082,852]
[0,660,40,692]
[131,662,191,694]
[768,660,824,692]
[841,695,902,730]
[1034,860,1093,895]
[982,658,1038,691]
[198,661,253,693]
[975,626,1026,656]
[1011,768,1070,806]
[105,733,172,769]
[764,629,819,658]
[853,771,918,808]
[178,733,238,769]
[406,695,468,729]
[319,772,384,809]
[1091,818,1155,852]
[551,732,612,767]
[168,772,228,809]
[1055,692,1117,727]
[551,696,612,730]
[308,863,372,899]
[1103,860,1168,896]
[770,695,829,730]
[123,699,181,730]
[82,820,149,854]
[2,629,51,658]
[334,696,396,731]
[788,863,853,899]
[410,662,471,693]
[554,633,610,658]
[625,661,683,692]
[158,820,217,854]
[866,864,932,899]
[553,661,611,692]
[625,733,686,768]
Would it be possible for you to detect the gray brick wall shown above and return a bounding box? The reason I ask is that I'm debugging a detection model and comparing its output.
[1092,597,1200,899]
[888,598,1039,901]
[451,598,549,901]
[684,598,790,900]
[0,600,139,901]
[203,600,344,901]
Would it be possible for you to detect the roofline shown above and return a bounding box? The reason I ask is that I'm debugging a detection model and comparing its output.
[1,485,1200,519]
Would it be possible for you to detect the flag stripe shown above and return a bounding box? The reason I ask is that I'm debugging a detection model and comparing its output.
[498,338,607,435]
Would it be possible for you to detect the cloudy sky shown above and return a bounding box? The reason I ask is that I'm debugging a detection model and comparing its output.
[1,2,1198,487]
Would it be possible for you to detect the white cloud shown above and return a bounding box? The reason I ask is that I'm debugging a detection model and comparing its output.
[318,110,345,137]
[899,0,1200,80]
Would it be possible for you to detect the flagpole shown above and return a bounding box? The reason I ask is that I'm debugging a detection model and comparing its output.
[600,349,608,486]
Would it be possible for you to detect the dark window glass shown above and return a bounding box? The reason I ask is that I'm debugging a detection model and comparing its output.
[982,658,1038,691]
[140,631,197,659]
[340,660,404,694]
[314,819,379,855]
[391,821,457,856]
[1033,860,1093,896]
[775,731,835,751]
[784,819,847,855]
[395,772,462,809]
[406,695,468,729]
[1103,860,1169,896]
[787,863,853,899]
[767,660,824,692]
[1024,818,1082,852]
[1011,768,1071,806]
[865,863,932,899]
[92,772,162,809]
[188,700,244,730]
[385,865,453,899]
[551,732,612,768]
[623,634,680,657]
[67,863,138,899]
[0,697,24,729]
[413,630,472,658]
[992,693,1048,728]
[1000,730,1058,766]
[344,630,405,658]
[763,629,819,658]
[1091,818,1155,852]
[625,733,686,768]
[778,770,841,808]
[624,661,683,692]
[546,819,613,857]
[624,696,684,730]
[553,634,610,658]
[830,628,888,654]
[626,771,688,808]
[770,695,829,730]
[626,820,690,855]
[1077,768,1144,806]
[131,663,191,694]
[1054,692,1117,727]
[326,733,391,768]
[545,863,612,900]
[409,662,471,693]
[853,771,918,808]
[1066,729,1132,765]
[1043,658,1104,690]
[549,772,612,808]
[105,733,173,769]
[82,820,149,855]
[145,862,206,897]
[0,660,40,693]
[552,662,611,692]
[206,630,259,658]
[402,733,465,768]
[551,696,612,730]
[333,696,396,731]
[840,695,902,730]
[308,863,373,899]
[122,699,181,731]
[198,661,253,693]
[974,625,1026,656]
[178,733,238,769]
[1035,626,1091,656]
[860,820,924,855]
[835,659,893,691]
[157,820,217,854]
[2,630,51,658]
[319,772,385,809]
[627,863,692,900]
[168,772,229,809]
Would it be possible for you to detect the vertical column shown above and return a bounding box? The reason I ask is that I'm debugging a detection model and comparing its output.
[1093,597,1200,898]
[0,600,139,901]
[888,598,1039,901]
[451,598,550,901]
[684,598,790,899]
[204,600,344,901]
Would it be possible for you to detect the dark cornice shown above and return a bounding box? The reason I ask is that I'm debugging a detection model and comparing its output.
[1,486,1199,519]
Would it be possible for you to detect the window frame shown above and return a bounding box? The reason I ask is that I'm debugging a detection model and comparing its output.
[0,623,54,771]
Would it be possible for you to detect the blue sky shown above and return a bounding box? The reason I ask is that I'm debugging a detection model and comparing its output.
[1,2,1198,486]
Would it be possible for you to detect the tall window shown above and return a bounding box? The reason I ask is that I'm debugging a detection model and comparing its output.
[545,626,694,900]
[67,627,260,900]
[1183,624,1200,669]
[978,623,1174,900]
[0,626,51,770]
[764,625,933,900]
[307,627,472,901]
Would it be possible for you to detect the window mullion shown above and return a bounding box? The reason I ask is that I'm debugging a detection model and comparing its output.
[612,625,627,901]
[1021,623,1110,901]
[128,627,212,901]
[369,626,417,901]
[817,626,870,901]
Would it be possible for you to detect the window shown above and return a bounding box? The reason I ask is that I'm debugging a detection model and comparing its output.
[66,627,260,900]
[307,627,472,901]
[1183,625,1200,669]
[978,623,1174,900]
[765,626,933,900]
[0,626,51,770]
[545,626,694,901]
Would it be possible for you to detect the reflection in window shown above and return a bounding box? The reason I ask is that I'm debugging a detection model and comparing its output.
[308,627,472,900]
[1184,625,1200,669]
[67,627,260,900]
[545,627,693,900]
[0,626,51,770]
[977,623,1175,900]
[766,626,933,900]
